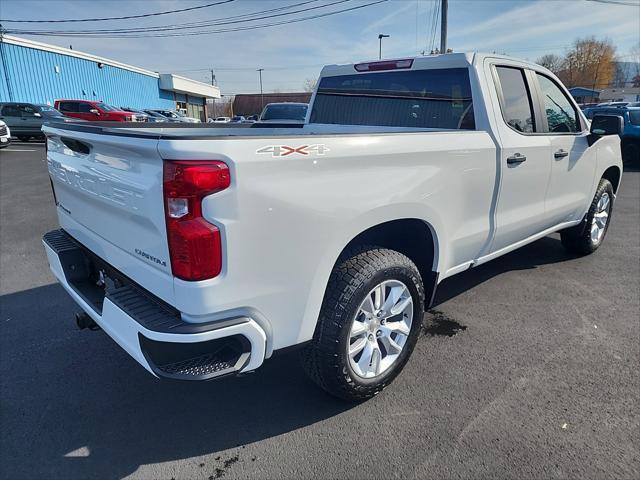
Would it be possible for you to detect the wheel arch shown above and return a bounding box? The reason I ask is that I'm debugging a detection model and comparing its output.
[601,165,621,193]
[332,218,440,308]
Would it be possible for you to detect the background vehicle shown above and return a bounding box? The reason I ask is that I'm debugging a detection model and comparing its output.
[149,109,200,123]
[0,103,64,141]
[212,116,231,123]
[142,110,173,122]
[54,100,140,122]
[596,101,628,108]
[0,120,10,148]
[42,53,622,401]
[120,107,152,122]
[230,115,246,123]
[258,102,308,124]
[599,107,640,164]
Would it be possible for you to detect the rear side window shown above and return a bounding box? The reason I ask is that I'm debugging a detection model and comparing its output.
[59,102,78,113]
[536,73,580,133]
[495,66,535,133]
[1,104,21,117]
[310,68,475,129]
[627,110,640,126]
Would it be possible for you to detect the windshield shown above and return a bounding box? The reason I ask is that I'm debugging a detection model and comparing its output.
[96,102,119,112]
[629,110,640,126]
[261,104,308,121]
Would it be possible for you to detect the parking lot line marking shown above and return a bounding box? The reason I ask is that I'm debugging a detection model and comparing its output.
[2,149,38,152]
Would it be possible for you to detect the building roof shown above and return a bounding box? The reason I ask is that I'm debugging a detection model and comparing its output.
[568,87,601,96]
[1,34,220,98]
[233,92,312,115]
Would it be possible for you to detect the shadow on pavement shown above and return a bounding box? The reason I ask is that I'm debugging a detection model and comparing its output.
[433,235,579,306]
[0,234,581,479]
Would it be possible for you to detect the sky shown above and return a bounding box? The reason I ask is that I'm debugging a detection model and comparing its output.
[1,0,639,95]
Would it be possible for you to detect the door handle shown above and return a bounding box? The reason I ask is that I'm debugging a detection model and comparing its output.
[554,149,569,159]
[506,153,527,165]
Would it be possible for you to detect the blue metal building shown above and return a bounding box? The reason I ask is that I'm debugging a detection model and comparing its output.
[568,87,601,104]
[0,35,220,120]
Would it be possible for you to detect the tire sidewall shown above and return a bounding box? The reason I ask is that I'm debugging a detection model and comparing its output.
[586,180,614,250]
[335,263,424,389]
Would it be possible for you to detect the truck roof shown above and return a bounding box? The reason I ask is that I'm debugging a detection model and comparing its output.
[319,52,546,77]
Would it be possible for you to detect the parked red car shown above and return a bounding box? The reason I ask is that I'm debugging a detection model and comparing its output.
[53,99,140,122]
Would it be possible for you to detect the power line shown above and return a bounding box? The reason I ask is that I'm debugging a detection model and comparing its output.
[585,0,640,6]
[12,0,334,35]
[6,0,389,38]
[0,0,235,23]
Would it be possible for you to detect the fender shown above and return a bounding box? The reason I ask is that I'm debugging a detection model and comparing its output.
[294,202,444,345]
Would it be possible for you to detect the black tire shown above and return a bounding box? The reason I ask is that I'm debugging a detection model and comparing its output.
[561,178,614,254]
[17,136,31,142]
[301,247,425,401]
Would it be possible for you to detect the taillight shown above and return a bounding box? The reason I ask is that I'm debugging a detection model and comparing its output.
[163,160,230,281]
[354,59,414,72]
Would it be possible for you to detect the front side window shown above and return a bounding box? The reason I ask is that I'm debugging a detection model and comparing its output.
[310,68,475,129]
[20,105,37,116]
[495,66,535,133]
[536,73,580,133]
[78,103,93,113]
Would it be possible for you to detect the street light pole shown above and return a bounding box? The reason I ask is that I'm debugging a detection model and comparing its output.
[378,34,390,60]
[257,68,264,109]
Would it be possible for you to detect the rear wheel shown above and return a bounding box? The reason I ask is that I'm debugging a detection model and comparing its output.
[561,178,614,254]
[301,247,425,401]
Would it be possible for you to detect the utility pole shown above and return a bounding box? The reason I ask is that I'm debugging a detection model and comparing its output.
[257,68,264,109]
[210,69,217,86]
[440,0,448,54]
[378,34,390,60]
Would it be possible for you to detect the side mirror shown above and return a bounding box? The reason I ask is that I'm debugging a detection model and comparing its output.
[590,114,623,136]
[90,109,100,115]
[33,112,42,118]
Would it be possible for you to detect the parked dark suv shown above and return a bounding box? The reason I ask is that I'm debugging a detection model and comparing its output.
[0,103,64,141]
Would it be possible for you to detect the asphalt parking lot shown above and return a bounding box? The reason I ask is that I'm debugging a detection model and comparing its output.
[0,142,638,480]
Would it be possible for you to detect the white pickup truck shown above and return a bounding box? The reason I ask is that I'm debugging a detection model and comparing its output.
[42,53,623,400]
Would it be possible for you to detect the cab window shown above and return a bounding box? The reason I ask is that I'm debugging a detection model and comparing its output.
[1,105,21,117]
[495,66,535,133]
[78,103,93,113]
[59,102,79,113]
[536,73,580,133]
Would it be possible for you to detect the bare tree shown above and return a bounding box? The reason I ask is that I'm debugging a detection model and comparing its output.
[536,54,564,74]
[303,78,318,92]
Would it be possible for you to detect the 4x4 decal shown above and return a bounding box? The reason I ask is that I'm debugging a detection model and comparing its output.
[256,144,330,157]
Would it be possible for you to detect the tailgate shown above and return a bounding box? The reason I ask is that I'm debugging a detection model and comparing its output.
[45,125,171,278]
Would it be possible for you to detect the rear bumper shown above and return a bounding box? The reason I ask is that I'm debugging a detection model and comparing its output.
[42,229,267,380]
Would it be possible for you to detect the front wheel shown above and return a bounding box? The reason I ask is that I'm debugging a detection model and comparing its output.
[561,178,614,254]
[301,247,425,401]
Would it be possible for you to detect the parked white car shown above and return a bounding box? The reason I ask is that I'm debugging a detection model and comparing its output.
[0,120,11,148]
[42,53,622,400]
[211,116,231,123]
